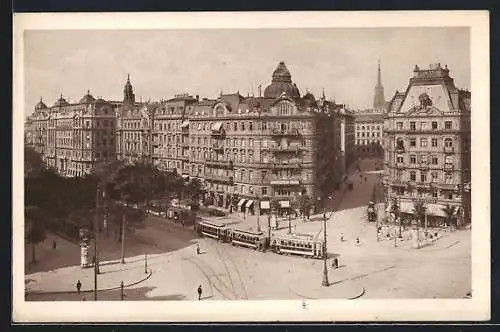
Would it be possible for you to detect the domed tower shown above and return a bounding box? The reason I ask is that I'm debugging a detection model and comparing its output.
[34,97,47,112]
[123,74,135,105]
[53,94,69,107]
[263,61,301,99]
[79,90,96,104]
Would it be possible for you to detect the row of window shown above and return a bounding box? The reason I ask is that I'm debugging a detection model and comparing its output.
[356,125,381,131]
[191,121,313,132]
[356,140,381,145]
[357,132,380,138]
[396,154,454,165]
[396,137,454,148]
[394,169,455,183]
[395,120,453,131]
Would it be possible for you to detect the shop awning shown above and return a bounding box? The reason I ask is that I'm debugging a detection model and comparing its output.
[260,201,270,209]
[279,200,290,208]
[237,199,247,207]
[211,122,223,131]
[385,201,413,214]
[181,120,189,128]
[426,203,447,218]
[245,200,254,208]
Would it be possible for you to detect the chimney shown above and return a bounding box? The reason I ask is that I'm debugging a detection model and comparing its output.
[196,95,199,101]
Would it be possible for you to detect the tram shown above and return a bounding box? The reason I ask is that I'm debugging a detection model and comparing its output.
[228,228,267,251]
[270,233,325,259]
[195,220,228,241]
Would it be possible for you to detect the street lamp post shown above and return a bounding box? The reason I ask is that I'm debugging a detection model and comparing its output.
[94,185,101,301]
[256,197,261,232]
[317,196,333,287]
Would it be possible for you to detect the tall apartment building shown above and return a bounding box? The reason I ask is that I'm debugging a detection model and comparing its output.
[185,61,348,214]
[354,111,384,156]
[383,63,471,225]
[115,75,154,165]
[151,94,198,173]
[26,92,116,177]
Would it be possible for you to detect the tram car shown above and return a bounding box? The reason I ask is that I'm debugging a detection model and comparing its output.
[367,201,377,222]
[270,232,325,259]
[195,220,228,242]
[227,228,267,251]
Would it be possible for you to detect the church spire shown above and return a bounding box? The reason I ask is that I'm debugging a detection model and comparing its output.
[123,74,135,105]
[373,60,386,109]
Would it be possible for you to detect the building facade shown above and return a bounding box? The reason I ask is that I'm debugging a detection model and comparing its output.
[151,94,198,173]
[354,111,384,156]
[383,63,471,225]
[185,62,347,213]
[26,92,116,177]
[115,75,154,165]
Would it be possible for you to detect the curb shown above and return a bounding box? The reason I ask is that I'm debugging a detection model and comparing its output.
[25,269,153,296]
[289,283,366,300]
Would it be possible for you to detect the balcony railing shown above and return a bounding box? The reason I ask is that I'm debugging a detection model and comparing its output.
[269,178,302,186]
[205,159,234,168]
[270,128,301,136]
[204,173,233,183]
[395,146,405,154]
[266,145,303,153]
[395,162,405,168]
[212,144,224,151]
[268,160,302,169]
[419,162,430,170]
[443,146,455,153]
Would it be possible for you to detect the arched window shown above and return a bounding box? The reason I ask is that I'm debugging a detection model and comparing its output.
[444,138,453,147]
[445,155,453,164]
[396,138,404,149]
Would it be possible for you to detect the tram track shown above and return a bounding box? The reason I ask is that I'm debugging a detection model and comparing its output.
[214,242,249,300]
[182,256,235,300]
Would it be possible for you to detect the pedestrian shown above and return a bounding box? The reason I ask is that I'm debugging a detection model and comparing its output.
[52,240,57,250]
[340,233,344,242]
[197,285,202,300]
[196,243,200,255]
[76,280,82,294]
[356,237,360,245]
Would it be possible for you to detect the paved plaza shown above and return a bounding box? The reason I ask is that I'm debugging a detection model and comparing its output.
[25,158,471,301]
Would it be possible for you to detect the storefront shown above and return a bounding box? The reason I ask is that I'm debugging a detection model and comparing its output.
[237,199,247,212]
[245,200,254,215]
[260,200,270,215]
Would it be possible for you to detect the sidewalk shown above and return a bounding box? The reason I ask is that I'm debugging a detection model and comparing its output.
[26,253,154,294]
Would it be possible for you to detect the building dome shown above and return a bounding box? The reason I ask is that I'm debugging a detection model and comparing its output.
[34,97,47,111]
[79,90,96,104]
[263,61,300,99]
[302,92,317,107]
[53,94,69,107]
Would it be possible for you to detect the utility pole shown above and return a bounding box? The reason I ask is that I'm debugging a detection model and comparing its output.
[94,185,100,301]
[257,197,261,232]
[121,213,126,264]
[322,211,329,287]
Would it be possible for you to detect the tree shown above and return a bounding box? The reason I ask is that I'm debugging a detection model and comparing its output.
[270,198,280,218]
[412,199,427,243]
[442,204,456,228]
[25,206,46,264]
[24,146,44,178]
[183,178,203,208]
[295,194,312,220]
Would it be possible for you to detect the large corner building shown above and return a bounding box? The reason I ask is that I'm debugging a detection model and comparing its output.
[383,63,471,225]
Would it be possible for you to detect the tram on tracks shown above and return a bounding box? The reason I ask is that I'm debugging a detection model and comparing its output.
[228,228,266,251]
[195,220,228,241]
[194,220,325,259]
[270,232,325,259]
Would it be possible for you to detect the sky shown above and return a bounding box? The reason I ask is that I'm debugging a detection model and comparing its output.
[24,27,470,116]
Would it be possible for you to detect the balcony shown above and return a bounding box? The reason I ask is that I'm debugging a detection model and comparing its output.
[443,146,455,154]
[395,146,405,154]
[151,140,160,146]
[419,162,430,170]
[180,155,190,161]
[212,144,224,152]
[269,178,302,186]
[266,145,303,153]
[395,162,405,169]
[444,163,454,170]
[205,159,233,168]
[204,173,233,184]
[270,128,301,137]
[268,160,302,169]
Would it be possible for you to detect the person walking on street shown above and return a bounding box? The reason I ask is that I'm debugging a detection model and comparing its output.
[196,244,200,255]
[340,233,345,242]
[52,240,57,250]
[356,237,360,245]
[197,285,202,300]
[76,280,82,294]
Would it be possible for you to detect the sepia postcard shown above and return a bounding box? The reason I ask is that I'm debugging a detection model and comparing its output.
[13,11,490,322]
